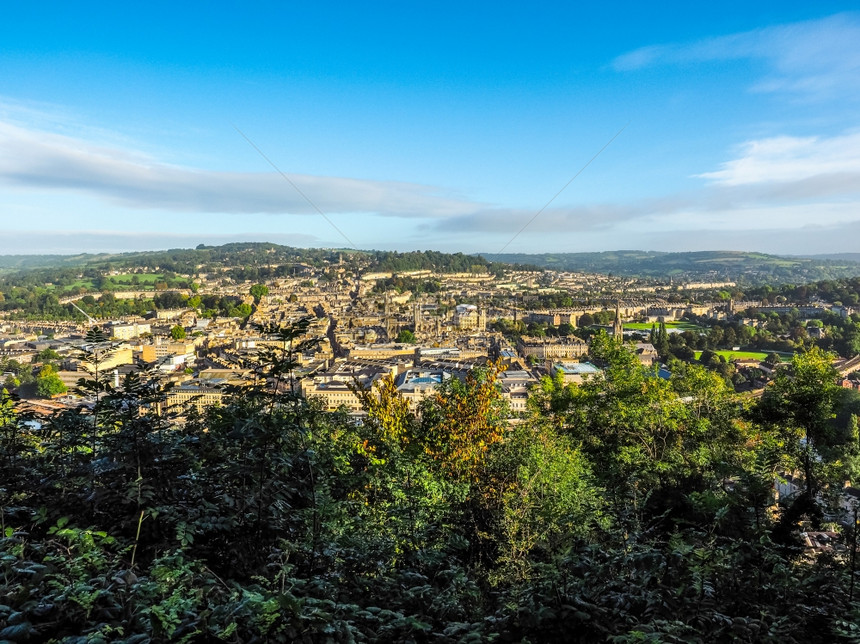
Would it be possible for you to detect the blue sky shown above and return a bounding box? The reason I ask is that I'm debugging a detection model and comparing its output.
[2,2,860,255]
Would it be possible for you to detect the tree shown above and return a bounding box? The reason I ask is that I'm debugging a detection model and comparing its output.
[170,325,187,340]
[569,332,749,531]
[36,348,61,363]
[396,329,416,343]
[700,349,721,366]
[654,322,670,356]
[763,352,782,368]
[492,423,605,581]
[249,283,269,303]
[671,344,695,361]
[420,360,509,484]
[36,364,67,398]
[754,347,843,499]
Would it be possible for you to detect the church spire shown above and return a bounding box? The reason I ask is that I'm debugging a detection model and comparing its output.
[613,300,623,342]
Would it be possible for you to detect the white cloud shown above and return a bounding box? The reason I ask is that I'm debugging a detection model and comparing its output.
[613,13,860,100]
[0,120,484,219]
[4,99,860,257]
[437,130,860,242]
[697,131,860,186]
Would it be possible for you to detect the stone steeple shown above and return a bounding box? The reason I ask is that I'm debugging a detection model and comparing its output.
[413,301,422,334]
[613,301,623,341]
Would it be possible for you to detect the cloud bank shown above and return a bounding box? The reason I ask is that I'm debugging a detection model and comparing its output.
[0,120,482,219]
[697,131,860,187]
[3,111,860,255]
[437,131,860,237]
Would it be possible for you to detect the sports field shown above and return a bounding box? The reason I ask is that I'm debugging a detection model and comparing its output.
[693,350,792,362]
[624,321,704,332]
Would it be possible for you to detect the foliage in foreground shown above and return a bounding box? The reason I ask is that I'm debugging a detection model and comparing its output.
[2,327,860,642]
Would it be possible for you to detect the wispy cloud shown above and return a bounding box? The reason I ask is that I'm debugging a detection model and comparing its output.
[613,13,860,99]
[696,130,860,186]
[435,129,860,238]
[0,120,484,219]
[0,230,322,255]
[431,203,651,234]
[4,101,860,256]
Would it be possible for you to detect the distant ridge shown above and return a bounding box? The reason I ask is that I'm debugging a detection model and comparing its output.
[4,245,860,286]
[803,253,860,263]
[0,254,116,271]
[481,250,860,284]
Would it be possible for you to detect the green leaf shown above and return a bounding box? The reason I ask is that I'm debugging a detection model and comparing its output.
[0,622,35,640]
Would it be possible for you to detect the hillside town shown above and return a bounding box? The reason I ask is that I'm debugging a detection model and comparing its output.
[3,250,860,419]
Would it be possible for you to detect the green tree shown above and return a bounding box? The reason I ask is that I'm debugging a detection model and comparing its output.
[764,352,782,367]
[36,364,67,398]
[249,283,269,303]
[571,332,748,530]
[396,329,416,343]
[170,325,187,340]
[754,347,843,499]
[36,347,61,363]
[558,322,575,336]
[350,373,456,558]
[654,321,670,356]
[492,422,605,582]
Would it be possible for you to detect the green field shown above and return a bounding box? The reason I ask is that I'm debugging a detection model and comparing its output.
[44,273,165,292]
[624,321,704,331]
[44,278,95,291]
[693,350,792,362]
[103,273,164,288]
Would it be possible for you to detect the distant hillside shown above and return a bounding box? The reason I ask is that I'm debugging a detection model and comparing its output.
[483,250,860,285]
[5,245,859,286]
[0,243,536,279]
[0,254,113,272]
[805,253,860,264]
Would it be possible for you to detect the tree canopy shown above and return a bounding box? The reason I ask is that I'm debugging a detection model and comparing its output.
[2,324,860,642]
[35,364,67,398]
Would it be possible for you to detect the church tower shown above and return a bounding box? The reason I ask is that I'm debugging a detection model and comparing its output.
[384,293,393,338]
[413,301,421,334]
[613,301,623,341]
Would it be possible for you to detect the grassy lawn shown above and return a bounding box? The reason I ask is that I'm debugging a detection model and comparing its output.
[106,273,163,285]
[68,279,95,290]
[693,350,793,362]
[102,274,165,290]
[624,321,704,331]
[43,274,165,292]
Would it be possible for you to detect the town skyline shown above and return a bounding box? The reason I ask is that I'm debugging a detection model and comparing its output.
[2,3,860,255]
